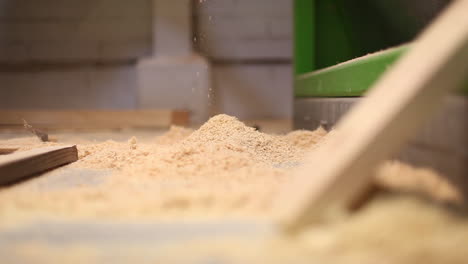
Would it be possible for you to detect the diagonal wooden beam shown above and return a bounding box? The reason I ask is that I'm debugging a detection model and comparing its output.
[276,0,468,233]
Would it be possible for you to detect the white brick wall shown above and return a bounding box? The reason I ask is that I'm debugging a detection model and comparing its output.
[0,0,152,62]
[195,0,292,60]
[213,64,292,119]
[0,66,138,109]
[196,0,294,119]
[0,0,150,19]
[0,1,148,111]
[0,0,294,120]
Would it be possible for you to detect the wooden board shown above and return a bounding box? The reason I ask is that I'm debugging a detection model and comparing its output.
[0,110,189,130]
[0,147,18,155]
[276,0,468,233]
[0,145,78,185]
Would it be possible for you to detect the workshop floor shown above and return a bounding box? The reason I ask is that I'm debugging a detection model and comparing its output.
[0,116,467,264]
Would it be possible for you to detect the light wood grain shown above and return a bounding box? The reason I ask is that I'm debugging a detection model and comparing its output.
[0,145,78,185]
[0,110,189,130]
[276,0,468,233]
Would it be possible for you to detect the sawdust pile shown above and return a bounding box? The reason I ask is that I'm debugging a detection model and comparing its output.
[3,197,468,264]
[75,137,155,170]
[1,114,467,263]
[75,115,326,171]
[0,114,462,221]
[376,161,461,203]
[148,196,468,264]
[0,115,331,220]
[154,126,194,145]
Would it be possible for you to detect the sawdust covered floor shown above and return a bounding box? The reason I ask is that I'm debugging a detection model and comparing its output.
[0,114,467,263]
[0,114,331,221]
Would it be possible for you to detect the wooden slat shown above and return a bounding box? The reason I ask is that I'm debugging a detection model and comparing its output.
[0,148,18,155]
[276,0,468,233]
[0,110,190,130]
[170,110,190,126]
[0,145,78,185]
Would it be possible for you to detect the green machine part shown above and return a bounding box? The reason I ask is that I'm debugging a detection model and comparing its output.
[295,45,409,97]
[294,0,403,77]
[293,0,467,97]
[313,0,402,70]
[293,0,404,97]
[294,0,315,75]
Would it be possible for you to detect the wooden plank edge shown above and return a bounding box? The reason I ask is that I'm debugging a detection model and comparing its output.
[0,148,18,155]
[0,145,78,185]
[0,109,190,130]
[170,110,191,127]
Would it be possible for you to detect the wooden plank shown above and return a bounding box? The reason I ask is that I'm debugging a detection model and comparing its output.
[0,148,18,155]
[276,0,468,233]
[0,145,78,185]
[170,110,190,126]
[0,110,190,130]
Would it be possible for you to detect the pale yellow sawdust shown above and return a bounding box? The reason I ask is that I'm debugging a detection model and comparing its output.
[283,127,327,149]
[153,196,468,264]
[376,160,462,203]
[0,114,462,222]
[154,125,194,145]
[74,138,155,170]
[2,196,468,264]
[0,114,467,263]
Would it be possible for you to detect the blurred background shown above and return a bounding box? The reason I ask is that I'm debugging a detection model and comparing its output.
[2,1,468,262]
[0,0,465,184]
[0,0,450,122]
[0,0,293,123]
